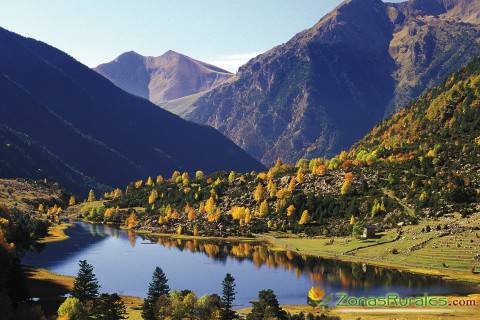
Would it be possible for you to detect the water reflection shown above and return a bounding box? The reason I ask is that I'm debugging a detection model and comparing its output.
[144,235,471,294]
[21,223,478,306]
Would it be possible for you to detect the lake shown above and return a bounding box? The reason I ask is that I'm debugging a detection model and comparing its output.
[22,222,477,307]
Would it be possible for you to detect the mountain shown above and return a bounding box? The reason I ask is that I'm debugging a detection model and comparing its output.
[0,125,104,195]
[101,55,480,240]
[0,27,264,194]
[94,50,233,104]
[182,0,480,165]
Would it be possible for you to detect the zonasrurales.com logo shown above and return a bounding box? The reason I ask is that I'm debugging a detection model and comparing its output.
[306,289,477,308]
[335,293,449,307]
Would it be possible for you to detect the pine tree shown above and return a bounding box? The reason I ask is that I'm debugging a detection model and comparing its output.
[246,289,287,320]
[142,267,170,320]
[94,293,127,320]
[72,260,100,302]
[221,273,237,320]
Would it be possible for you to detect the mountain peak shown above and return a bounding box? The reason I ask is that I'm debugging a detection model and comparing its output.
[95,50,233,104]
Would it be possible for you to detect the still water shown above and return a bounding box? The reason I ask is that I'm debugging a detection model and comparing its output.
[22,222,476,307]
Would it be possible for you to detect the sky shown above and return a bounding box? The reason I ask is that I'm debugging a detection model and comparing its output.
[0,0,404,72]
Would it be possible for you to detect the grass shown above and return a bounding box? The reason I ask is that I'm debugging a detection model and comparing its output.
[266,212,480,284]
[37,223,71,243]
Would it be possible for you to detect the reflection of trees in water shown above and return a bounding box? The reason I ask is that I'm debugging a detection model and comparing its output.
[137,235,460,292]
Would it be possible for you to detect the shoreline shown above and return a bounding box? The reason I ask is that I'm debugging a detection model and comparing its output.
[128,225,480,286]
[28,222,480,318]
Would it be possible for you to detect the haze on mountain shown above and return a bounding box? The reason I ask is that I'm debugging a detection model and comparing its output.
[174,0,480,166]
[94,50,233,106]
[0,27,264,194]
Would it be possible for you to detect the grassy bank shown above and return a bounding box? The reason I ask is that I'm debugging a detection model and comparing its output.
[37,223,71,243]
[264,213,480,284]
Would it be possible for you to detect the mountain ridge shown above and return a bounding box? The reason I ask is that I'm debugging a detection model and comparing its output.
[94,50,233,104]
[0,26,264,194]
[183,0,480,165]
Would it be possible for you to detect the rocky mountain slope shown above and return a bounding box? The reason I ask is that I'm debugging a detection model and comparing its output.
[0,27,264,194]
[94,50,233,104]
[91,55,480,241]
[183,0,480,165]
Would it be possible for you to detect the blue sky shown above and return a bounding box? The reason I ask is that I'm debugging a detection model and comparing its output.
[0,0,404,72]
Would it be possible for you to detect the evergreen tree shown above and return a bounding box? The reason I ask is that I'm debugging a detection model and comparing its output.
[220,273,237,320]
[246,289,288,320]
[72,260,100,302]
[142,267,170,320]
[93,293,127,320]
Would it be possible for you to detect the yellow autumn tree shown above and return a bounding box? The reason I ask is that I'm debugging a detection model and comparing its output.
[287,204,295,217]
[113,188,123,199]
[104,208,114,221]
[156,175,164,184]
[349,215,356,225]
[195,171,205,180]
[267,180,277,197]
[244,208,252,224]
[288,177,296,192]
[228,171,236,184]
[87,189,96,202]
[199,202,206,215]
[146,176,154,186]
[171,170,181,182]
[253,184,266,203]
[125,212,138,229]
[257,200,269,217]
[187,207,196,221]
[68,196,76,206]
[182,172,190,186]
[134,180,143,189]
[38,203,45,213]
[296,168,305,183]
[298,210,310,225]
[205,196,216,216]
[176,225,183,235]
[148,189,158,205]
[298,210,310,224]
[341,172,354,195]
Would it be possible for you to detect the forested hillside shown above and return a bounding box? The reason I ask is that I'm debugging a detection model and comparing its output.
[80,57,480,238]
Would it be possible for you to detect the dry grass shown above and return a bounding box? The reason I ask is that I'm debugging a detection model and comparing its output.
[37,223,71,244]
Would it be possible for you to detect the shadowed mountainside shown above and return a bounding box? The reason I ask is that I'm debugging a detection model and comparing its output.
[0,27,264,194]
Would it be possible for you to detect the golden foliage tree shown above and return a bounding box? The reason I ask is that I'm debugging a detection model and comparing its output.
[296,168,305,183]
[69,196,76,206]
[146,176,154,186]
[148,189,158,205]
[187,207,196,221]
[125,212,138,229]
[257,200,269,217]
[228,171,236,184]
[156,175,164,184]
[87,189,96,202]
[286,204,295,217]
[298,210,310,225]
[113,188,123,199]
[134,180,143,189]
[341,172,354,195]
[253,184,266,203]
[38,203,45,213]
[288,177,296,192]
[195,171,205,180]
[205,196,216,216]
